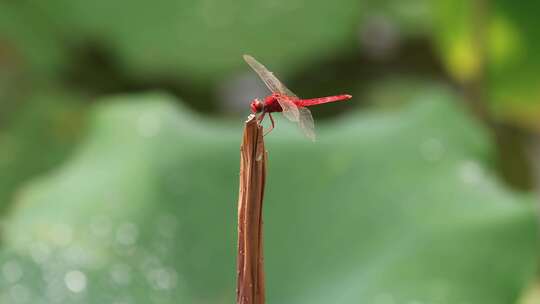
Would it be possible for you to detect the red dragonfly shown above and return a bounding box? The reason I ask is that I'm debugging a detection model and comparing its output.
[244,55,352,141]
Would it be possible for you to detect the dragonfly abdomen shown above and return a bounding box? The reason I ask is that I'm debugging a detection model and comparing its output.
[298,94,352,107]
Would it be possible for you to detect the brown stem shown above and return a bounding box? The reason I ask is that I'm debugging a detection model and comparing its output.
[236,114,267,304]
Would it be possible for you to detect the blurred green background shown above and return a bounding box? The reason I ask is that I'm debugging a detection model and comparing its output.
[0,0,539,303]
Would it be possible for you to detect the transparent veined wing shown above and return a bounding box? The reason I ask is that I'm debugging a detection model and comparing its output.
[243,54,315,140]
[243,54,298,98]
[297,106,316,141]
[276,96,300,122]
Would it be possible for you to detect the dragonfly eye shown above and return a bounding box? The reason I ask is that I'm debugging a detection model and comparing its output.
[250,100,259,113]
[250,99,263,113]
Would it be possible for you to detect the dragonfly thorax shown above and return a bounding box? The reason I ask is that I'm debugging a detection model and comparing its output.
[250,98,264,113]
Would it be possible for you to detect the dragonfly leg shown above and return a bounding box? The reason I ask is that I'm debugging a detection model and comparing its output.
[256,112,270,135]
[257,112,266,124]
[263,113,275,136]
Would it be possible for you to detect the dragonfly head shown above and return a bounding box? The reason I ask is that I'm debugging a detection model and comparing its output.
[250,98,264,114]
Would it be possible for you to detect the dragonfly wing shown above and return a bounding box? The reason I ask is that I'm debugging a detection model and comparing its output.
[297,106,316,141]
[276,96,300,122]
[243,54,298,98]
